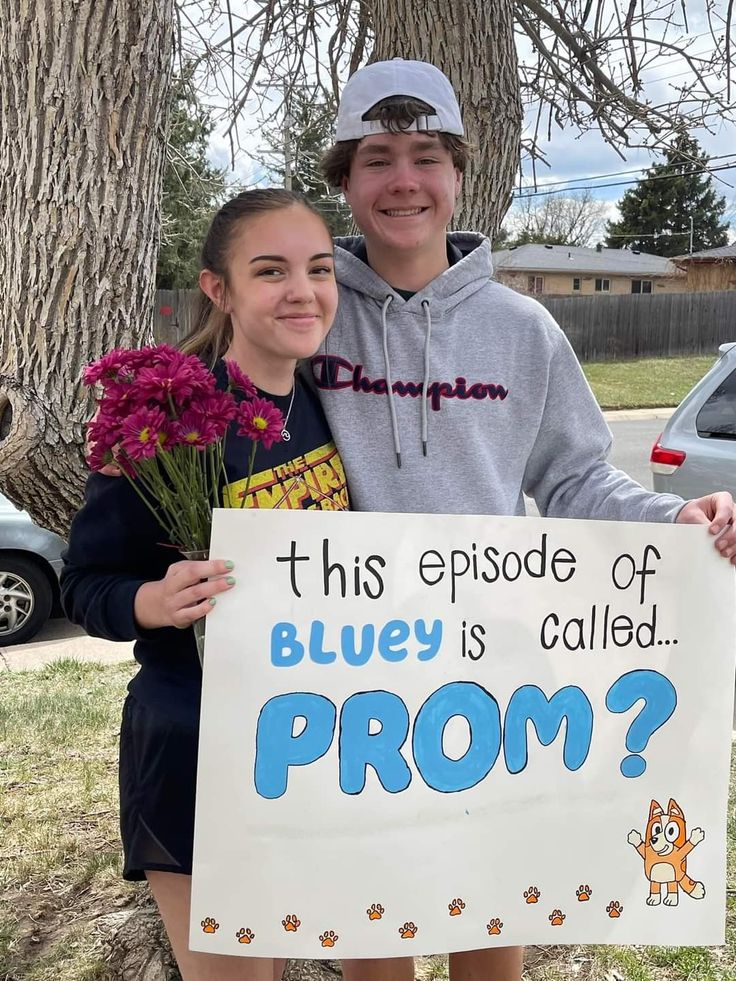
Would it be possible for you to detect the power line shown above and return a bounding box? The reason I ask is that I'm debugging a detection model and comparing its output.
[512,161,736,199]
[515,152,736,193]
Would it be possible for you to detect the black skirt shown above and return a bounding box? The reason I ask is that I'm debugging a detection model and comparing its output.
[119,693,200,881]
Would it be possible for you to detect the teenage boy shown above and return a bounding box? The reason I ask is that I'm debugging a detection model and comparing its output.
[314,58,736,981]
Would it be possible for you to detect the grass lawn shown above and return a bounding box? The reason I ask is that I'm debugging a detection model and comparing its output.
[582,355,716,411]
[1,659,734,980]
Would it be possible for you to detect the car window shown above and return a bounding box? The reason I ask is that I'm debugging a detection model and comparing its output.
[696,366,736,439]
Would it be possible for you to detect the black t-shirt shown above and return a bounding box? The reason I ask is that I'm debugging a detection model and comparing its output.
[60,362,349,716]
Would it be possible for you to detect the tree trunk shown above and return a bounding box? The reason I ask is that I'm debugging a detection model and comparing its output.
[0,1,174,535]
[369,0,522,241]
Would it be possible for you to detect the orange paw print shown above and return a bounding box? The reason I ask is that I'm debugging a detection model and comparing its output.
[576,884,592,902]
[366,904,385,921]
[236,927,255,944]
[399,921,418,939]
[524,886,540,904]
[282,914,301,932]
[606,900,624,918]
[320,930,338,948]
[201,917,219,934]
[448,898,466,916]
[549,909,566,926]
[486,918,503,935]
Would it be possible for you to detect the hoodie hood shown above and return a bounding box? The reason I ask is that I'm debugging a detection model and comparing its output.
[333,232,493,312]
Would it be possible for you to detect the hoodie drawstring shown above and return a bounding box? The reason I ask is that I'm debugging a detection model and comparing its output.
[380,295,402,468]
[380,294,434,468]
[421,299,432,457]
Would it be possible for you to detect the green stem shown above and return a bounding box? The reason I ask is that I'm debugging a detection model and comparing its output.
[239,442,258,508]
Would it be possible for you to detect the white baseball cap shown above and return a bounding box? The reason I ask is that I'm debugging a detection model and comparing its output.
[335,59,464,142]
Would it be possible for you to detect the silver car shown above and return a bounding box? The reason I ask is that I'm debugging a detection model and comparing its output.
[0,492,66,645]
[651,343,736,498]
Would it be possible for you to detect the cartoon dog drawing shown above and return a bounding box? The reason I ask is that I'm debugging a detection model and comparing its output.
[627,798,705,906]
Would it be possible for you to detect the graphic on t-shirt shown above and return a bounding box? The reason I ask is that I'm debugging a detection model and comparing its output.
[223,440,349,512]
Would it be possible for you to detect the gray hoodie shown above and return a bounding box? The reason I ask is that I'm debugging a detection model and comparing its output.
[312,232,684,522]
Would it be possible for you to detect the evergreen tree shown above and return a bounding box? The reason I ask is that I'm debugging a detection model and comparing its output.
[157,72,227,289]
[604,135,729,256]
[492,226,511,249]
[258,92,352,236]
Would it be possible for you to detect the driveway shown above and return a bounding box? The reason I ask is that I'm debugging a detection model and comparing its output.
[0,616,132,671]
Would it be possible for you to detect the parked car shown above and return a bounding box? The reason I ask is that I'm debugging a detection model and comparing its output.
[0,492,66,645]
[650,342,736,499]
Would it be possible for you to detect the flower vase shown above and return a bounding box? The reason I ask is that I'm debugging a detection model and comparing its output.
[181,548,209,668]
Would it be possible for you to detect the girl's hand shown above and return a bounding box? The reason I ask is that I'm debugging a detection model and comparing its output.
[134,559,236,630]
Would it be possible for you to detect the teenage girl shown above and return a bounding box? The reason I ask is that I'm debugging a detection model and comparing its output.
[61,189,347,981]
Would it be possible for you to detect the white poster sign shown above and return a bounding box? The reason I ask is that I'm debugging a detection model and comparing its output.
[190,510,735,958]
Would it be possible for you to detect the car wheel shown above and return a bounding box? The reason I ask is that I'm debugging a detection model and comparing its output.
[0,555,53,646]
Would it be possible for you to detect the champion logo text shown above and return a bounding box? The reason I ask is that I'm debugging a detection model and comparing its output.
[312,356,509,412]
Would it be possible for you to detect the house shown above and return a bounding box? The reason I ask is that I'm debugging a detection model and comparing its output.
[672,244,736,292]
[492,243,686,297]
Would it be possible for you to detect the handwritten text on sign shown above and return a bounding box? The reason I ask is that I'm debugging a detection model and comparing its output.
[190,511,735,958]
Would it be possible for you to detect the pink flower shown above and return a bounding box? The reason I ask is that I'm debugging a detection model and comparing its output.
[86,433,118,471]
[83,349,140,386]
[119,407,169,461]
[87,410,121,447]
[147,344,183,365]
[98,381,144,417]
[224,360,258,398]
[85,409,124,470]
[172,410,220,449]
[136,361,202,406]
[236,397,284,450]
[199,392,238,438]
[152,346,217,395]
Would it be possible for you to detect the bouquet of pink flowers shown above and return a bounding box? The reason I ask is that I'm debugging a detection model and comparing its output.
[84,344,284,552]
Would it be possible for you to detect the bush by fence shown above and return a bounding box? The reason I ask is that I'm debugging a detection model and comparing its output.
[155,289,736,362]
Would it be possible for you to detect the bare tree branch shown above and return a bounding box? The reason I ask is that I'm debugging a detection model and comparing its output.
[175,0,736,224]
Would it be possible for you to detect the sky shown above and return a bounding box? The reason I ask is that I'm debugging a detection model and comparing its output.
[198,1,736,243]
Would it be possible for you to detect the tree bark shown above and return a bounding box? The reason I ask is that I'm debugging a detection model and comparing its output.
[368,0,522,240]
[0,0,174,535]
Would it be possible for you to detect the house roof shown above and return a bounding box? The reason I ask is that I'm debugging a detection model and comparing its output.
[674,244,736,262]
[492,243,679,277]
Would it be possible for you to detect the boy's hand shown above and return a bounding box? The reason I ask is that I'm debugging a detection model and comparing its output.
[676,493,736,564]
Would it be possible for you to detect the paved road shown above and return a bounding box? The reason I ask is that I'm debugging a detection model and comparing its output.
[605,415,666,490]
[524,409,672,515]
[0,410,675,669]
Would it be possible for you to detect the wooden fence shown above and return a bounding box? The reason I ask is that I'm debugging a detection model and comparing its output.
[155,290,200,347]
[155,288,736,363]
[538,290,736,362]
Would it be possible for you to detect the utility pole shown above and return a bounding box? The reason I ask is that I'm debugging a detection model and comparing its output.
[689,215,694,254]
[283,108,293,191]
[255,80,295,190]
